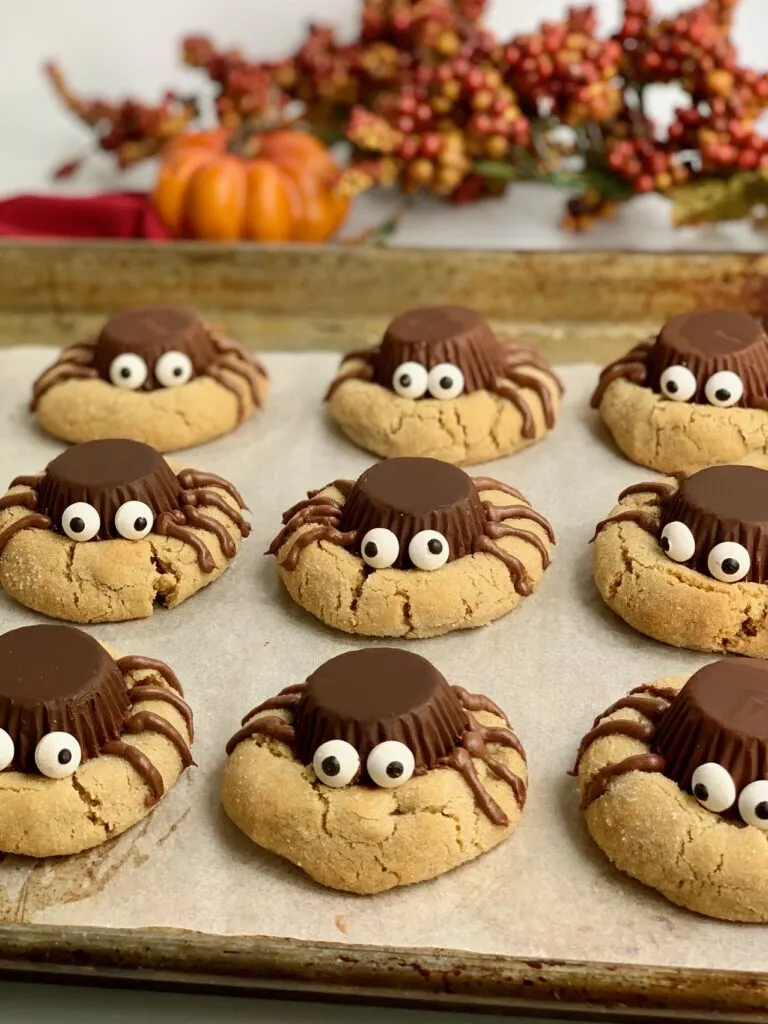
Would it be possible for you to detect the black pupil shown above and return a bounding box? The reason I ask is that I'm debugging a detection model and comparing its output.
[715,388,730,402]
[364,541,378,558]
[321,756,340,777]
[666,380,678,393]
[693,782,709,801]
[427,538,443,555]
[756,801,768,820]
[134,517,148,532]
[173,366,183,376]
[58,749,72,765]
[399,374,411,388]
[661,536,670,552]
[70,517,85,533]
[721,558,740,575]
[120,367,132,379]
[439,376,453,389]
[386,761,404,779]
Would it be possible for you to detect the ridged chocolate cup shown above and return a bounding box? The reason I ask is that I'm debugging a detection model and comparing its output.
[645,309,768,405]
[372,305,506,392]
[0,624,129,772]
[39,439,182,541]
[292,648,468,774]
[654,660,768,816]
[93,306,217,388]
[338,457,485,569]
[661,464,768,583]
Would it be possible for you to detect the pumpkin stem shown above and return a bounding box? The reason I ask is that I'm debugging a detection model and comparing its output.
[226,113,307,158]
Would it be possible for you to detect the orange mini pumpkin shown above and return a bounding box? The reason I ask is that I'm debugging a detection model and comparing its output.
[153,128,350,243]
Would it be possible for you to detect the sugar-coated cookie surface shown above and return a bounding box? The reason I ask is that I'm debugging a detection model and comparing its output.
[0,624,193,858]
[267,457,554,638]
[592,309,768,474]
[222,648,527,894]
[326,306,562,466]
[33,306,268,452]
[0,439,250,623]
[575,662,768,922]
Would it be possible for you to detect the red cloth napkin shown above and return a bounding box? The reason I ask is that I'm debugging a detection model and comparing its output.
[0,192,171,240]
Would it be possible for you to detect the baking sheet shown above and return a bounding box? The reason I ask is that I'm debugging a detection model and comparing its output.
[0,347,759,972]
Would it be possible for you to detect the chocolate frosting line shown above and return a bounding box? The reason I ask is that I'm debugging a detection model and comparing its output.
[129,685,194,740]
[452,685,508,725]
[472,478,527,502]
[581,753,666,808]
[226,715,296,755]
[176,470,246,509]
[325,363,374,401]
[9,475,42,489]
[279,526,357,571]
[485,522,551,568]
[473,535,533,595]
[206,327,269,378]
[31,364,99,410]
[268,508,339,554]
[483,503,556,542]
[313,479,355,499]
[155,512,215,573]
[630,683,680,702]
[241,690,303,724]
[207,366,245,421]
[439,747,510,826]
[506,369,556,428]
[0,491,37,512]
[571,719,656,774]
[591,509,659,542]
[493,378,535,437]
[618,481,678,501]
[593,694,671,727]
[591,360,647,408]
[124,710,195,767]
[504,347,565,394]
[0,514,52,555]
[181,506,237,559]
[218,353,264,407]
[102,739,165,805]
[282,493,342,523]
[180,489,251,537]
[116,655,183,694]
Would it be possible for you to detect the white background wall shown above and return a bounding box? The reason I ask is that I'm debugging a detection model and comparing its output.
[0,0,766,248]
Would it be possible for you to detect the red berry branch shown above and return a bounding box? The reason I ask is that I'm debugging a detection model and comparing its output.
[46,0,768,229]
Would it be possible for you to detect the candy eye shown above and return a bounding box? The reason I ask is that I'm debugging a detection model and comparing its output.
[0,728,14,771]
[155,350,194,388]
[707,541,751,583]
[660,365,697,402]
[109,353,148,391]
[660,521,696,563]
[360,528,399,569]
[392,362,428,399]
[738,780,768,829]
[35,732,82,779]
[704,370,743,408]
[312,739,360,788]
[114,500,154,540]
[427,363,465,400]
[367,740,415,789]
[61,502,101,542]
[408,530,450,570]
[691,762,736,813]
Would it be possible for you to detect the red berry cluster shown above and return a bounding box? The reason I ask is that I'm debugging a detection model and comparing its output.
[503,7,623,125]
[669,101,768,172]
[182,36,286,127]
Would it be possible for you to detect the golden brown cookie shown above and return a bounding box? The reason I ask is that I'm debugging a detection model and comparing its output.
[267,457,554,639]
[592,456,768,656]
[33,307,267,453]
[0,439,250,623]
[326,306,561,465]
[222,649,527,894]
[575,662,768,922]
[0,624,193,858]
[592,310,768,475]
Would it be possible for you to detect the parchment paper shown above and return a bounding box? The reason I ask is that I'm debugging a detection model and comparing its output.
[0,347,761,971]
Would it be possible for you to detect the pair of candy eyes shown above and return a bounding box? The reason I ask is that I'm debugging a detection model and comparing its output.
[109,351,193,391]
[360,527,449,571]
[660,522,750,583]
[61,500,154,543]
[312,739,414,789]
[691,762,768,828]
[0,728,80,779]
[392,362,464,400]
[660,366,743,407]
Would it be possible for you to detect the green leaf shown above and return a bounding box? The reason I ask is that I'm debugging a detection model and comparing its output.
[670,172,768,227]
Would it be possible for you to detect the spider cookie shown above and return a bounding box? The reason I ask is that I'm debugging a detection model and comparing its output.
[0,623,193,857]
[592,460,768,656]
[0,438,250,623]
[222,648,526,894]
[267,456,554,638]
[574,660,768,921]
[32,306,268,452]
[326,305,562,465]
[592,309,768,474]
